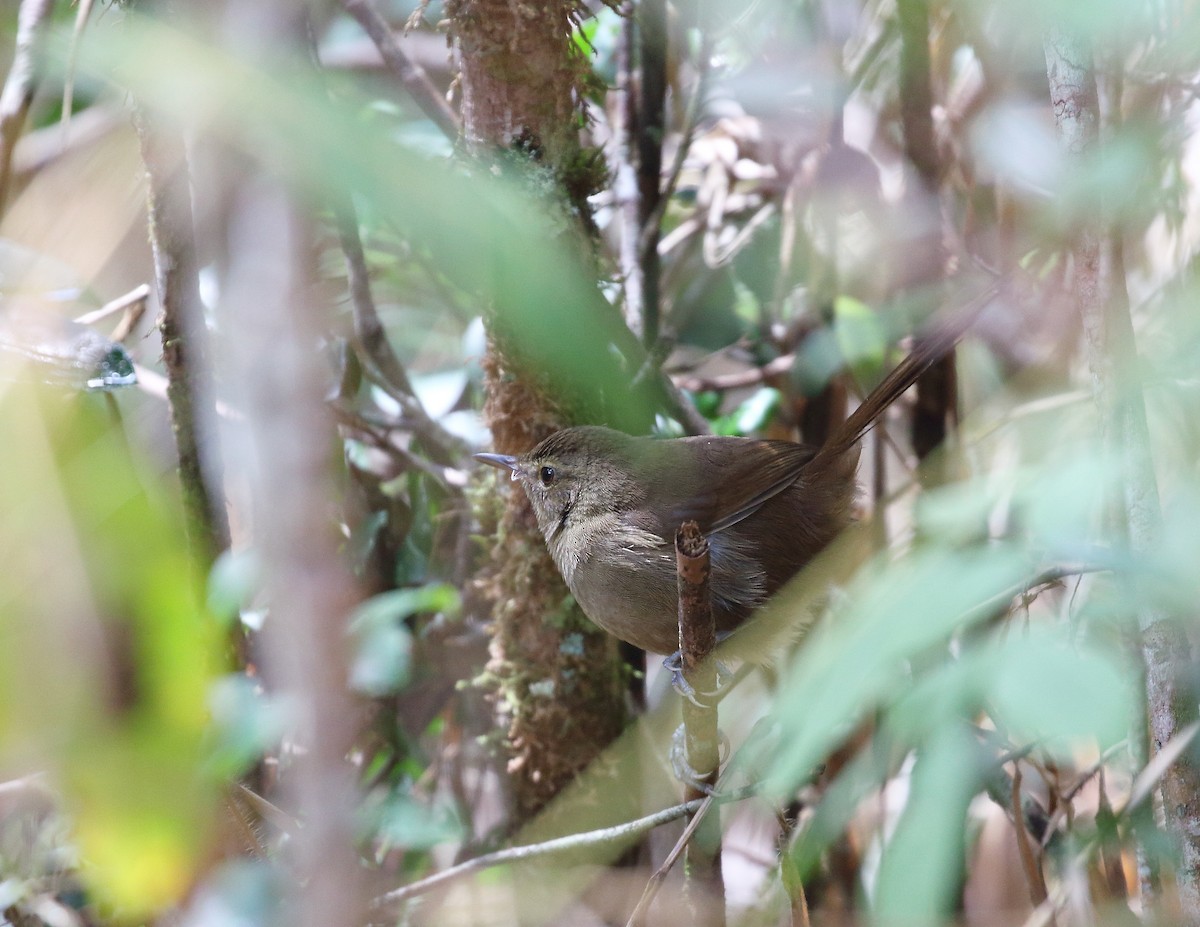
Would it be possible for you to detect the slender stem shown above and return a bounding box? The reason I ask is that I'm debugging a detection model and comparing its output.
[132,104,231,569]
[615,0,643,338]
[636,0,666,347]
[331,195,466,463]
[896,0,955,478]
[374,787,756,909]
[0,0,54,216]
[340,0,459,140]
[1045,29,1200,923]
[1010,762,1052,910]
[675,520,725,926]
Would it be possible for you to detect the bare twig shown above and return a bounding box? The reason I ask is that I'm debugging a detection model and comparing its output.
[896,0,955,479]
[330,402,468,491]
[60,0,96,139]
[196,9,368,924]
[373,787,755,909]
[340,0,459,140]
[979,745,1051,850]
[626,785,729,927]
[331,195,467,462]
[638,28,714,262]
[614,0,642,337]
[1036,739,1129,849]
[305,20,466,465]
[73,284,152,327]
[674,352,797,393]
[1122,721,1200,816]
[217,172,365,927]
[635,0,666,347]
[674,520,725,927]
[0,0,55,215]
[131,104,230,568]
[1011,762,1052,910]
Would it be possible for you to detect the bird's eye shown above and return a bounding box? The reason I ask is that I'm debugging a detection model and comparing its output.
[539,465,556,486]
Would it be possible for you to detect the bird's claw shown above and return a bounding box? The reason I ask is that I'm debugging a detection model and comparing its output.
[662,651,733,705]
[669,724,731,791]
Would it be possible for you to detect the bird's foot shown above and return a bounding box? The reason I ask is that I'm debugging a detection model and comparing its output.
[669,724,731,792]
[662,637,733,706]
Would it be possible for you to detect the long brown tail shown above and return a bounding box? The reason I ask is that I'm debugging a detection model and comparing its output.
[812,281,999,467]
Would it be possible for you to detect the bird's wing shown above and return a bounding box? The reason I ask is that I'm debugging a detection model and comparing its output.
[657,437,818,538]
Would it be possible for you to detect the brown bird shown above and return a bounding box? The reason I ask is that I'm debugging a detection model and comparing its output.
[477,323,962,656]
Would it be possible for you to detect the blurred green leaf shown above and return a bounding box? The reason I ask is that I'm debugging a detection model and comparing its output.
[206,675,288,777]
[873,728,978,920]
[350,623,413,697]
[733,387,780,434]
[206,548,260,626]
[0,384,223,915]
[792,326,842,395]
[711,385,781,434]
[66,19,663,431]
[362,791,463,852]
[832,295,886,380]
[348,584,459,696]
[990,630,1132,750]
[764,545,1029,792]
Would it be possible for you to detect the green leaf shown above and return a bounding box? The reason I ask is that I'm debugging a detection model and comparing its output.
[873,728,978,920]
[734,387,781,434]
[349,625,413,697]
[0,383,224,917]
[206,675,289,776]
[362,791,463,852]
[348,585,460,696]
[763,545,1029,793]
[990,631,1132,751]
[832,295,886,378]
[206,549,260,626]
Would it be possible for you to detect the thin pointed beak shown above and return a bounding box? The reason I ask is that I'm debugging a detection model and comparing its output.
[474,452,520,480]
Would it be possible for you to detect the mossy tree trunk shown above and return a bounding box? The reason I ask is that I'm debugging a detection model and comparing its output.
[448,0,627,821]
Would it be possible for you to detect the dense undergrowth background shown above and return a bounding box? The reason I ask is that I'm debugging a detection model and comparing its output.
[0,0,1199,925]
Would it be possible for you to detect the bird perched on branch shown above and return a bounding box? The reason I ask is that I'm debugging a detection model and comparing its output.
[477,312,972,656]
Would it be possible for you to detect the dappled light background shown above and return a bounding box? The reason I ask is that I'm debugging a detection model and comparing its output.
[0,0,1198,925]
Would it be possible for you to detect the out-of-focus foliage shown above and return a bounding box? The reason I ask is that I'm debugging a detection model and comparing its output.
[0,382,221,917]
[0,0,1196,924]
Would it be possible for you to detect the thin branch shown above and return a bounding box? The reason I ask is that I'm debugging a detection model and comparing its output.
[1037,739,1129,849]
[674,352,797,393]
[614,0,642,337]
[74,284,152,327]
[1121,721,1200,817]
[979,745,1051,849]
[60,0,96,139]
[373,787,756,909]
[306,20,467,465]
[331,195,467,463]
[330,402,468,491]
[674,519,725,926]
[1011,762,1052,910]
[896,0,955,476]
[0,0,55,216]
[626,783,731,927]
[340,0,459,140]
[638,28,714,261]
[131,103,231,568]
[635,0,666,347]
[217,169,366,927]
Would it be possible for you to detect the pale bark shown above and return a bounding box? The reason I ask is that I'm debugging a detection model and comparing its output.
[1045,30,1200,925]
[448,0,627,820]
